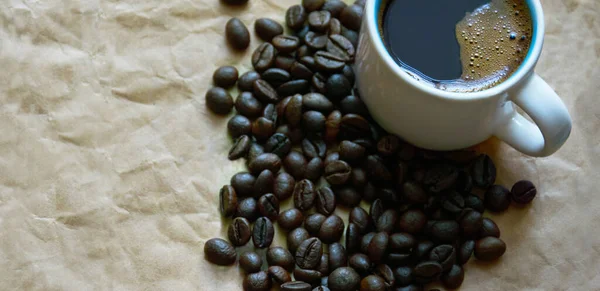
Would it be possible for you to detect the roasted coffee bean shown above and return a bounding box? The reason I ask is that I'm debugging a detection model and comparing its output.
[286,5,307,30]
[262,68,291,88]
[300,56,317,70]
[238,72,262,93]
[328,243,347,270]
[471,154,497,188]
[236,198,259,221]
[278,209,304,231]
[441,265,464,289]
[389,233,416,251]
[368,232,389,263]
[274,172,296,201]
[475,236,506,261]
[375,135,399,156]
[479,218,500,238]
[340,64,355,84]
[442,192,465,214]
[316,187,336,215]
[319,215,345,243]
[302,138,327,159]
[255,18,284,41]
[205,87,233,115]
[285,151,307,180]
[349,207,370,234]
[393,267,413,287]
[303,111,326,132]
[312,72,328,94]
[294,179,316,211]
[317,253,330,275]
[335,186,362,207]
[253,217,275,248]
[249,153,281,174]
[360,275,386,291]
[457,240,475,265]
[329,18,342,35]
[368,199,384,225]
[324,160,351,185]
[315,51,346,72]
[345,223,361,254]
[284,94,303,127]
[339,95,367,116]
[326,34,355,61]
[339,4,363,30]
[294,268,323,286]
[204,238,237,265]
[265,133,291,158]
[278,79,310,96]
[303,93,334,113]
[231,172,256,197]
[413,261,443,284]
[228,138,250,162]
[240,251,263,273]
[339,140,366,163]
[349,167,367,188]
[360,232,376,254]
[244,271,271,291]
[464,194,485,213]
[341,26,359,47]
[297,44,313,58]
[213,66,239,88]
[402,182,428,204]
[339,114,370,141]
[269,265,292,284]
[225,18,250,50]
[308,11,331,32]
[424,164,459,193]
[296,237,323,269]
[267,246,295,271]
[306,157,324,181]
[412,241,435,262]
[329,267,360,291]
[220,185,238,217]
[428,220,460,243]
[455,170,473,194]
[429,245,456,272]
[258,193,280,220]
[254,79,279,104]
[252,43,276,72]
[276,55,297,71]
[273,35,301,53]
[303,0,325,11]
[235,91,263,118]
[459,210,483,237]
[305,213,327,236]
[324,152,340,167]
[349,253,371,275]
[484,184,511,212]
[281,281,312,291]
[252,117,275,141]
[322,0,347,17]
[376,209,398,234]
[247,142,265,164]
[228,217,252,246]
[228,115,252,139]
[373,264,395,288]
[305,32,329,50]
[511,180,537,204]
[326,74,352,101]
[365,155,392,184]
[291,62,314,80]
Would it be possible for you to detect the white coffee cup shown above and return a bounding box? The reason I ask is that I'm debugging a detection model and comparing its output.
[355,0,572,157]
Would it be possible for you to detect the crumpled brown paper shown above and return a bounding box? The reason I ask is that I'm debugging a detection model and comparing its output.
[0,0,598,290]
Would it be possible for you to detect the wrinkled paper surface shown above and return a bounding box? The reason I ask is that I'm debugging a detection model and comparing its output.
[0,0,599,290]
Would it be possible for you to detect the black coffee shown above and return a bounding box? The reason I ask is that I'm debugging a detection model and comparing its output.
[380,0,533,92]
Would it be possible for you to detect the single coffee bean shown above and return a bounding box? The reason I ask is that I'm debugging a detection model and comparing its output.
[479,218,501,238]
[235,91,263,118]
[341,64,355,84]
[318,254,330,275]
[305,31,329,50]
[267,246,295,271]
[389,233,416,251]
[285,151,307,180]
[397,210,427,234]
[312,72,328,94]
[339,4,363,30]
[442,191,465,214]
[360,275,386,291]
[327,34,355,61]
[254,79,279,104]
[231,172,256,197]
[484,184,511,212]
[205,87,233,115]
[264,133,292,158]
[303,93,334,113]
[285,94,304,127]
[273,35,301,53]
[278,79,310,97]
[225,18,250,50]
[428,220,460,243]
[258,193,280,220]
[475,236,506,261]
[329,18,342,35]
[294,268,323,286]
[252,117,275,141]
[424,163,459,193]
[278,208,305,232]
[368,232,389,263]
[253,217,275,248]
[213,66,239,88]
[306,158,324,181]
[303,111,327,132]
[315,187,336,215]
[204,238,237,265]
[294,179,316,211]
[376,209,398,234]
[412,240,435,262]
[324,160,351,185]
[345,223,361,254]
[441,265,464,289]
[300,56,317,70]
[413,261,443,284]
[305,213,327,236]
[314,51,346,72]
[459,210,483,237]
[328,243,347,271]
[319,215,345,244]
[463,195,484,213]
[259,103,277,123]
[276,55,297,71]
[402,182,428,204]
[309,11,331,32]
[393,266,413,287]
[366,198,382,225]
[303,0,325,11]
[252,43,276,72]
[228,217,252,246]
[255,18,284,41]
[247,143,265,165]
[244,271,271,291]
[360,232,376,254]
[302,138,327,159]
[228,115,252,139]
[457,240,475,265]
[326,74,352,101]
[277,95,292,121]
[238,72,262,93]
[373,264,395,288]
[341,26,359,47]
[240,251,263,273]
[219,185,238,217]
[429,245,456,272]
[376,135,399,156]
[269,265,292,284]
[229,135,252,161]
[339,113,370,141]
[339,95,367,116]
[335,186,362,207]
[236,198,259,221]
[511,180,537,204]
[322,0,347,17]
[262,68,291,88]
[339,140,366,164]
[274,172,296,201]
[329,267,360,291]
[471,154,497,188]
[296,237,323,269]
[351,168,367,188]
[324,152,340,167]
[286,5,307,30]
[291,62,314,80]
[281,281,312,291]
[349,207,370,234]
[349,253,371,276]
[249,153,281,174]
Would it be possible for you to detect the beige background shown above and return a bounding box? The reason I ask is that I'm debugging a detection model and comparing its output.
[0,0,598,290]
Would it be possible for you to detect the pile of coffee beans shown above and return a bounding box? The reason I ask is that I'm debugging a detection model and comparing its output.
[204,1,538,290]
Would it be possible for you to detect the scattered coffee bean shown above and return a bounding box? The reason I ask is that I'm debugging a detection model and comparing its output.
[235,91,263,118]
[285,94,304,127]
[329,18,342,35]
[243,271,271,291]
[219,185,238,217]
[316,187,337,215]
[428,220,460,243]
[367,232,389,263]
[236,197,259,221]
[471,154,497,188]
[324,151,341,167]
[475,236,506,261]
[303,93,334,113]
[339,95,367,116]
[397,209,427,234]
[457,240,475,265]
[345,223,361,254]
[341,26,359,47]
[276,54,297,71]
[252,43,276,72]
[309,11,331,32]
[255,18,284,41]
[303,0,325,11]
[254,79,279,103]
[286,5,307,30]
[349,253,371,275]
[303,111,327,132]
[274,172,296,201]
[327,34,355,61]
[329,267,360,291]
[240,251,263,273]
[464,194,485,213]
[306,157,324,181]
[349,207,370,234]
[302,138,327,160]
[204,238,237,265]
[326,74,352,101]
[389,233,416,251]
[285,151,308,180]
[511,180,537,204]
[402,182,428,204]
[238,72,262,93]
[228,217,252,246]
[273,35,301,53]
[360,275,386,291]
[269,265,292,284]
[267,246,295,271]
[225,18,250,50]
[484,185,511,212]
[294,179,316,211]
[319,215,345,243]
[265,133,292,158]
[206,87,234,115]
[228,114,252,138]
[412,240,435,262]
[393,266,413,287]
[278,79,310,96]
[312,73,328,94]
[429,244,456,272]
[305,213,327,236]
[479,218,501,238]
[327,243,347,271]
[340,114,371,141]
[294,268,323,286]
[373,264,395,288]
[262,68,291,88]
[459,210,483,237]
[305,31,329,50]
[252,217,275,248]
[442,265,464,289]
[324,160,351,185]
[413,261,443,284]
[213,66,239,88]
[249,153,281,174]
[318,253,330,275]
[291,61,314,80]
[351,167,367,188]
[322,0,347,18]
[258,193,280,220]
[229,135,252,161]
[339,4,363,30]
[251,116,275,141]
[278,208,304,231]
[360,232,376,254]
[281,281,312,291]
[424,163,459,193]
[296,237,323,269]
[339,140,366,163]
[376,209,398,234]
[315,51,346,72]
[334,186,362,207]
[300,56,317,70]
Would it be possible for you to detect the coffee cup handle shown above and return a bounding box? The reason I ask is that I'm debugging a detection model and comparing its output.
[493,74,572,157]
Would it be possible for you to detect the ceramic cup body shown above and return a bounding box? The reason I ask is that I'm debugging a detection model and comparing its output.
[355,0,572,157]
